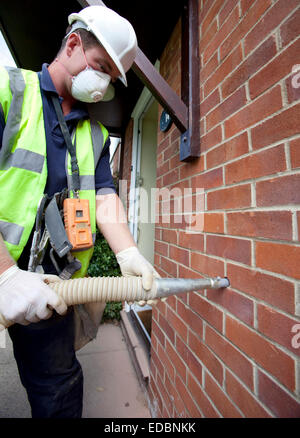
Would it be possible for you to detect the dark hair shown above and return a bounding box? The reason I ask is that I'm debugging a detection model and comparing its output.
[57,24,100,55]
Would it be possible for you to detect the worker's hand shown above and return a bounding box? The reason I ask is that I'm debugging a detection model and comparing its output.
[116,246,160,292]
[0,265,67,327]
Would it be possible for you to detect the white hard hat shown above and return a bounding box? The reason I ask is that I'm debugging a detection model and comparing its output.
[68,6,137,87]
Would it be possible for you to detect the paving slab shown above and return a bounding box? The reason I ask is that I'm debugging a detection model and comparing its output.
[78,321,151,418]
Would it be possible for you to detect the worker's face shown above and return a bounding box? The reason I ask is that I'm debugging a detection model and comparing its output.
[66,33,121,84]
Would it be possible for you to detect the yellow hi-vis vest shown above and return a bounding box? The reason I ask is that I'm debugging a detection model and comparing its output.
[0,66,109,278]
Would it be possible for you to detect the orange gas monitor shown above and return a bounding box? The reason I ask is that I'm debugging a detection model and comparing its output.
[63,198,93,251]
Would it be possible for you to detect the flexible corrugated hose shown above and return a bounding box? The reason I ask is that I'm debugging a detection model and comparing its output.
[0,275,230,329]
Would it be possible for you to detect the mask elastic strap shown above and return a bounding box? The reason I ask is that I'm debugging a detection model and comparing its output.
[76,33,90,69]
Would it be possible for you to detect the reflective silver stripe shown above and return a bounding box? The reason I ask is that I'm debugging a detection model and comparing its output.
[0,221,24,245]
[2,148,45,173]
[90,119,104,169]
[0,67,25,170]
[67,174,95,191]
[92,233,96,244]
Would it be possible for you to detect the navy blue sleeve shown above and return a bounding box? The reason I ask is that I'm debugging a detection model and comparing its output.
[95,137,117,194]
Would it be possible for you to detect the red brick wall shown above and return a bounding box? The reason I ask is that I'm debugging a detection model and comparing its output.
[148,0,300,418]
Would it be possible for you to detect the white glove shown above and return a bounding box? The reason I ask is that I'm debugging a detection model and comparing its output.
[0,265,67,329]
[116,246,161,306]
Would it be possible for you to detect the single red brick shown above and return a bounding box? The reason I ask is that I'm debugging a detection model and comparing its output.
[207,287,254,326]
[227,263,295,314]
[227,210,293,241]
[207,86,247,132]
[156,160,170,178]
[180,157,205,179]
[191,167,223,191]
[205,325,254,389]
[251,104,300,150]
[256,241,300,280]
[203,213,224,234]
[206,234,252,265]
[178,231,205,252]
[201,89,220,116]
[226,371,271,417]
[245,0,300,55]
[256,174,300,207]
[226,316,295,391]
[249,38,300,99]
[189,293,223,333]
[207,184,252,210]
[162,229,178,245]
[206,132,249,169]
[201,125,223,152]
[169,245,190,267]
[224,85,282,138]
[160,255,178,277]
[163,167,179,187]
[205,372,242,417]
[257,304,300,356]
[225,144,286,184]
[258,370,300,418]
[281,6,300,47]
[155,240,169,257]
[223,37,277,100]
[191,252,225,279]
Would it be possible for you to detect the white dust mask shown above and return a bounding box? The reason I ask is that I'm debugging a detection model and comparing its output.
[71,67,111,103]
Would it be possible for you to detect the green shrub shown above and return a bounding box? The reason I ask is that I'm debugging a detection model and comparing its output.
[87,229,122,322]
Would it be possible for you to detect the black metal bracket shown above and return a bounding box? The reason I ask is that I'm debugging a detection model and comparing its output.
[77,0,200,161]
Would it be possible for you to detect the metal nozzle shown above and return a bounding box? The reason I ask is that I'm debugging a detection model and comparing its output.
[155,277,230,298]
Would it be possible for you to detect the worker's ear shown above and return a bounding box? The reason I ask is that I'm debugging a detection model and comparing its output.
[65,32,81,57]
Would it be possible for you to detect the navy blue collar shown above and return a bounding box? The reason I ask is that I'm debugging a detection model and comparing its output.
[39,63,88,121]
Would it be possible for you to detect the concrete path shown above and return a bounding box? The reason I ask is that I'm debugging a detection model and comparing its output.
[0,322,151,418]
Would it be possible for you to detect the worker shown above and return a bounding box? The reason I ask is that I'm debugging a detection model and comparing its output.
[0,5,158,418]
